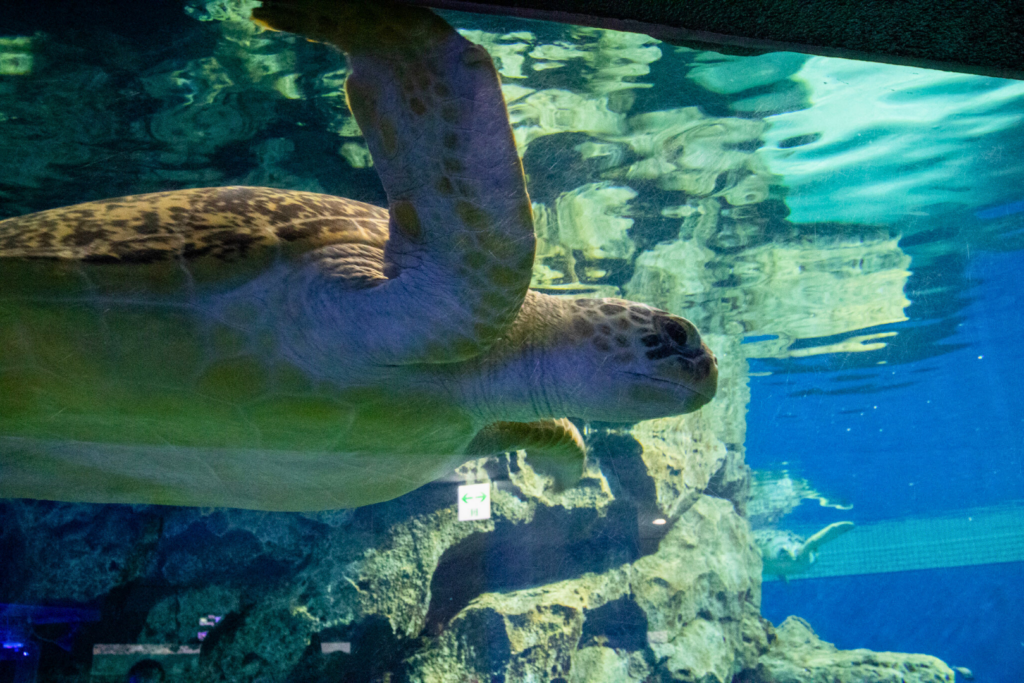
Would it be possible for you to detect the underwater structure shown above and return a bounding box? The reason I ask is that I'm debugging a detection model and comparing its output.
[1,0,1022,681]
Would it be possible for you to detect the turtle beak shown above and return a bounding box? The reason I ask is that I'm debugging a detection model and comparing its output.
[657,339,718,410]
[693,342,718,402]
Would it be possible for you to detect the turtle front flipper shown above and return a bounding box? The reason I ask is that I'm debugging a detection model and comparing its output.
[465,418,586,492]
[254,0,536,365]
[802,520,855,557]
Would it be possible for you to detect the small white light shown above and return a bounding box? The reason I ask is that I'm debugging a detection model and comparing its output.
[322,642,352,654]
[652,518,667,526]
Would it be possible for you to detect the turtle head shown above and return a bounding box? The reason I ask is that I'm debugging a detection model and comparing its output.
[556,297,718,423]
[464,293,716,425]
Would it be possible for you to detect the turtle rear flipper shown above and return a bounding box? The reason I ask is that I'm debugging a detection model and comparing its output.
[466,418,586,492]
[255,0,536,365]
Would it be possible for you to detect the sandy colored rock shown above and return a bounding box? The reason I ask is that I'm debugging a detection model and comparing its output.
[570,647,652,682]
[628,332,751,518]
[407,495,764,682]
[750,617,955,683]
[632,496,764,681]
[631,414,726,519]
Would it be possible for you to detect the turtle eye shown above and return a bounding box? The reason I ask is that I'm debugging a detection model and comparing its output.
[663,320,688,348]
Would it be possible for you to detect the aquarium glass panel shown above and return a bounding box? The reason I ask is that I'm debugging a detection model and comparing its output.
[1,2,1022,682]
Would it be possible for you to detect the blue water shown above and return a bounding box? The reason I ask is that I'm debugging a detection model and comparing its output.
[750,246,1024,681]
[742,64,1024,682]
[748,246,1024,522]
[761,563,1024,682]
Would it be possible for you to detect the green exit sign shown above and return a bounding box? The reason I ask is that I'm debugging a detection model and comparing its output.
[457,483,491,521]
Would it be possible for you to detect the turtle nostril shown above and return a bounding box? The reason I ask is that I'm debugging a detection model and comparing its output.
[663,320,688,348]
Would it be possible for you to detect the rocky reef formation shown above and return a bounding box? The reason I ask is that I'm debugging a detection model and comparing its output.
[406,495,765,682]
[745,617,954,683]
[0,448,954,683]
[0,393,951,683]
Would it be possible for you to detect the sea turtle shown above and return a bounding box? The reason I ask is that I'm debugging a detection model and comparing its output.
[755,521,855,580]
[0,0,717,511]
[748,469,853,528]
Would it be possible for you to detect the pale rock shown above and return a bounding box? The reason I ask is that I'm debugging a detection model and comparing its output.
[753,617,956,683]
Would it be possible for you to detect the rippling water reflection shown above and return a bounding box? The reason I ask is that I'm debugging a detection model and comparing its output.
[1,2,1022,680]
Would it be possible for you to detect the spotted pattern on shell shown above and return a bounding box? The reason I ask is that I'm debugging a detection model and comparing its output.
[0,186,389,264]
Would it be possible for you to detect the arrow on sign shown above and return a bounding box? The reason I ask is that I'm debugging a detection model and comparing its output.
[458,483,492,521]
